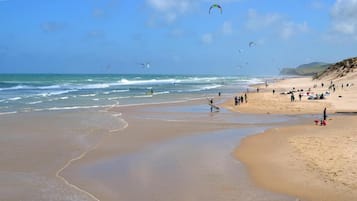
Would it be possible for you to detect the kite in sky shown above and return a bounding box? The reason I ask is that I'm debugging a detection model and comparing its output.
[249,41,256,47]
[139,63,150,69]
[209,4,222,14]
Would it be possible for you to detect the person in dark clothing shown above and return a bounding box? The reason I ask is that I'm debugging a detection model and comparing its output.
[234,96,238,106]
[240,96,243,103]
[244,93,247,103]
[323,108,327,121]
[273,89,275,95]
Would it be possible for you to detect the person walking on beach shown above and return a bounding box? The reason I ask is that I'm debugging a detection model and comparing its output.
[273,89,275,95]
[290,93,295,102]
[299,93,302,101]
[240,96,244,104]
[244,93,247,103]
[256,88,259,93]
[234,96,238,106]
[209,98,213,112]
[323,107,327,121]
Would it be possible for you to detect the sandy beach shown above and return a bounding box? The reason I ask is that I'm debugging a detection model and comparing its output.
[0,98,299,201]
[229,72,357,201]
[60,102,299,201]
[1,72,356,201]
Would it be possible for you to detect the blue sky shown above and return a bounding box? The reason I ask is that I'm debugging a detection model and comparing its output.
[0,0,356,75]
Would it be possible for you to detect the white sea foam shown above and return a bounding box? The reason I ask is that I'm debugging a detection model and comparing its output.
[8,97,22,101]
[0,85,29,91]
[153,91,170,95]
[27,101,43,105]
[38,85,61,89]
[77,83,111,89]
[186,84,223,92]
[39,90,77,97]
[79,94,97,97]
[118,78,177,85]
[0,111,17,115]
[103,89,130,95]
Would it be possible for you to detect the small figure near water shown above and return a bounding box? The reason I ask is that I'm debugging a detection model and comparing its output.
[323,107,327,121]
[234,96,239,106]
[290,93,295,102]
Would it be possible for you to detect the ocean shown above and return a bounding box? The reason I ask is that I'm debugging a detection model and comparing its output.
[0,74,266,115]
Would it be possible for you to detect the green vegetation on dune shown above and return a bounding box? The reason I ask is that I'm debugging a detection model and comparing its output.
[280,62,331,76]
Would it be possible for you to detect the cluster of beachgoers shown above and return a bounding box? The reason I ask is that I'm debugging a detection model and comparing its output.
[222,69,357,201]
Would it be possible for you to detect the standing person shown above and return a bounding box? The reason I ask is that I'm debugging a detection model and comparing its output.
[244,93,247,103]
[273,89,275,95]
[209,98,213,112]
[218,92,221,96]
[240,96,243,104]
[257,88,259,93]
[323,107,327,121]
[234,96,238,106]
[291,93,295,102]
[299,93,302,101]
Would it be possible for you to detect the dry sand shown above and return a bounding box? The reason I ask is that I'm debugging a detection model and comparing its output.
[229,72,357,201]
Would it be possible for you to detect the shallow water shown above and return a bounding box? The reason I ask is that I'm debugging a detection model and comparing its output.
[74,128,295,201]
[66,103,302,201]
[0,109,127,201]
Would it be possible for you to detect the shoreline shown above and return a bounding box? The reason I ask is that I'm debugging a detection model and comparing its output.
[61,101,299,201]
[1,73,356,200]
[227,75,357,201]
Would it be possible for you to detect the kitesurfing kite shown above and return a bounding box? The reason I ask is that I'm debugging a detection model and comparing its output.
[209,4,222,14]
[249,41,256,47]
[139,62,150,69]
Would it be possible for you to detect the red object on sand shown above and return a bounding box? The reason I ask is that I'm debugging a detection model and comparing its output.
[314,120,319,125]
[322,120,327,126]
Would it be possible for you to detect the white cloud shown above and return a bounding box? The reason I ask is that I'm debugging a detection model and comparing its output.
[245,9,282,30]
[280,21,309,39]
[201,33,213,44]
[146,0,242,24]
[330,0,357,35]
[310,0,326,10]
[222,21,233,35]
[146,0,194,24]
[245,9,309,39]
[147,0,191,13]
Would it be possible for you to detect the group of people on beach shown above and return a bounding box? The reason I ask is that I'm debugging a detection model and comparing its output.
[234,93,247,106]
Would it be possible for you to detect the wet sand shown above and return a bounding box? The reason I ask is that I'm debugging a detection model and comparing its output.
[0,110,123,201]
[62,102,301,201]
[0,98,301,201]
